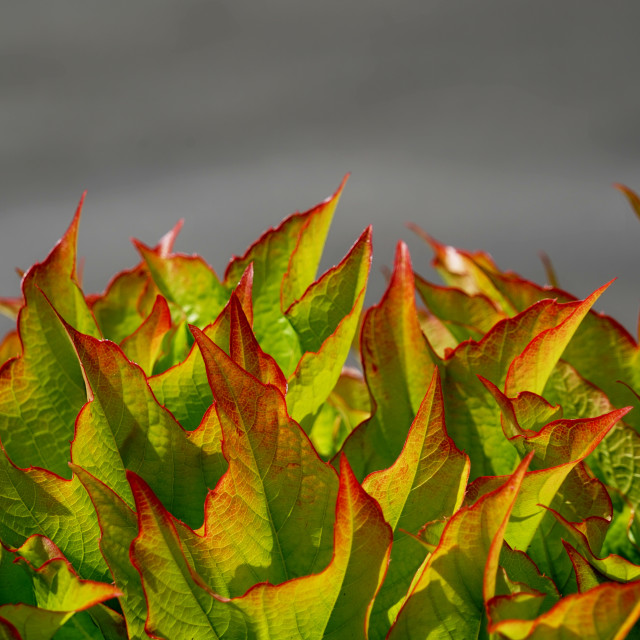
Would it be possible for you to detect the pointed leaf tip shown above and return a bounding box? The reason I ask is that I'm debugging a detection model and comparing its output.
[614,183,640,221]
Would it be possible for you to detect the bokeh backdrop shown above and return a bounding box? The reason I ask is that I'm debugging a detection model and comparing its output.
[2,1,640,336]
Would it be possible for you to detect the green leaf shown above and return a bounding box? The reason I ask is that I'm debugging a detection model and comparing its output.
[563,541,611,592]
[437,291,604,479]
[234,455,392,639]
[0,543,34,606]
[387,453,531,639]
[149,265,254,429]
[71,464,147,639]
[134,224,230,328]
[0,449,107,581]
[340,242,435,480]
[549,507,640,584]
[490,579,640,640]
[224,178,346,376]
[185,326,339,594]
[90,221,181,343]
[119,294,172,376]
[129,454,392,640]
[0,201,100,477]
[362,368,470,639]
[11,535,120,613]
[414,274,506,339]
[129,471,249,639]
[0,535,120,640]
[66,320,218,528]
[286,227,371,425]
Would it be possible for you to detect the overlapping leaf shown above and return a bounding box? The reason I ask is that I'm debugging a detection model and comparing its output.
[179,326,339,595]
[65,316,220,528]
[387,454,531,638]
[0,535,120,640]
[362,368,469,639]
[224,176,347,374]
[340,242,435,480]
[129,455,392,639]
[0,199,100,476]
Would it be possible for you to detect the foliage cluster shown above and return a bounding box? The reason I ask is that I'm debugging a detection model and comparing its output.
[1,180,640,639]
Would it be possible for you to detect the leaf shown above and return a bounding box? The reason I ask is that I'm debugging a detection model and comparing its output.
[306,369,371,460]
[119,294,172,375]
[529,464,612,594]
[90,264,155,344]
[563,541,610,593]
[0,446,107,582]
[339,242,435,480]
[414,274,506,339]
[129,454,392,640]
[614,182,640,221]
[362,368,470,639]
[549,507,640,584]
[66,320,217,528]
[505,283,610,396]
[11,535,120,613]
[90,221,181,343]
[228,295,286,394]
[0,543,34,607]
[0,535,120,640]
[224,178,346,375]
[0,200,100,476]
[186,326,339,594]
[0,297,22,322]
[129,471,249,639]
[148,264,254,429]
[71,464,148,639]
[490,580,640,640]
[234,455,392,639]
[0,332,20,366]
[280,175,349,310]
[469,264,640,431]
[498,543,560,613]
[134,224,230,328]
[387,453,532,639]
[285,227,372,425]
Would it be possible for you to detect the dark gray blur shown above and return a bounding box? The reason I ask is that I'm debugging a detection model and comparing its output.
[2,1,640,336]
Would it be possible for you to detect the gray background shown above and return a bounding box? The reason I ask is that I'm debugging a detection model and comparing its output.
[2,1,640,336]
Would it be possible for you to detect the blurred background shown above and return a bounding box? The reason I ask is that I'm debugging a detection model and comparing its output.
[2,1,640,335]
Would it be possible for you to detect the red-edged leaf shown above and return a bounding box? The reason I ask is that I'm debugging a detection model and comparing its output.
[414,274,506,339]
[0,200,100,476]
[186,326,339,593]
[362,369,470,639]
[285,227,372,425]
[128,454,392,639]
[119,294,172,375]
[0,298,21,321]
[563,541,610,593]
[71,464,148,638]
[67,322,218,528]
[339,242,435,480]
[0,332,20,367]
[148,264,254,429]
[128,472,249,639]
[505,283,610,396]
[134,221,229,328]
[228,294,286,394]
[0,444,107,582]
[279,175,349,310]
[235,455,392,639]
[387,453,532,639]
[490,579,640,639]
[224,178,346,375]
[614,182,640,221]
